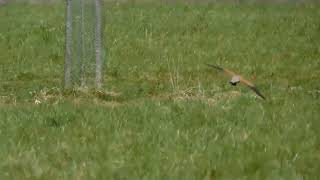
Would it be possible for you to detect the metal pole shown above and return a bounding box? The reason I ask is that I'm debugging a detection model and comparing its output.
[64,0,72,88]
[95,0,103,89]
[80,0,86,87]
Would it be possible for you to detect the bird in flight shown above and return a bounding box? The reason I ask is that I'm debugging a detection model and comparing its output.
[205,63,266,100]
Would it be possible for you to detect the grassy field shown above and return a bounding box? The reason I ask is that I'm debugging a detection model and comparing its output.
[1,2,320,179]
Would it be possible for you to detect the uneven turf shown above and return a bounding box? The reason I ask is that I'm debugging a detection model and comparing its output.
[0,3,320,179]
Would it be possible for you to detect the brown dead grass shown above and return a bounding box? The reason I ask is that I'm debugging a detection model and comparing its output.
[31,87,123,108]
[151,88,241,106]
[1,86,241,108]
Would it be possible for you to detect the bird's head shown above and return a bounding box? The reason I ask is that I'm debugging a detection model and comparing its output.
[230,75,240,86]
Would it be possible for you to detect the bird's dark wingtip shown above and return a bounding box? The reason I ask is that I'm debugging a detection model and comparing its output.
[204,63,224,71]
[250,86,266,100]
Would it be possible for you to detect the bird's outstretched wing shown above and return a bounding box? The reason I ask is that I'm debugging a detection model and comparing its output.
[205,63,266,100]
[248,85,266,100]
[240,78,265,99]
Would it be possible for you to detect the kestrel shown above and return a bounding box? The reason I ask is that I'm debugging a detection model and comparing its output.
[205,63,266,100]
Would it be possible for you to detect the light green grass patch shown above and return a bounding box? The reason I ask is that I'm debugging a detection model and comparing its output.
[0,3,320,179]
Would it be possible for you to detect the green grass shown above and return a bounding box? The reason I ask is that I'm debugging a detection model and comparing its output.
[1,2,320,179]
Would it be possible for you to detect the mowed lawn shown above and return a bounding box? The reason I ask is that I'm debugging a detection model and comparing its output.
[0,2,320,179]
